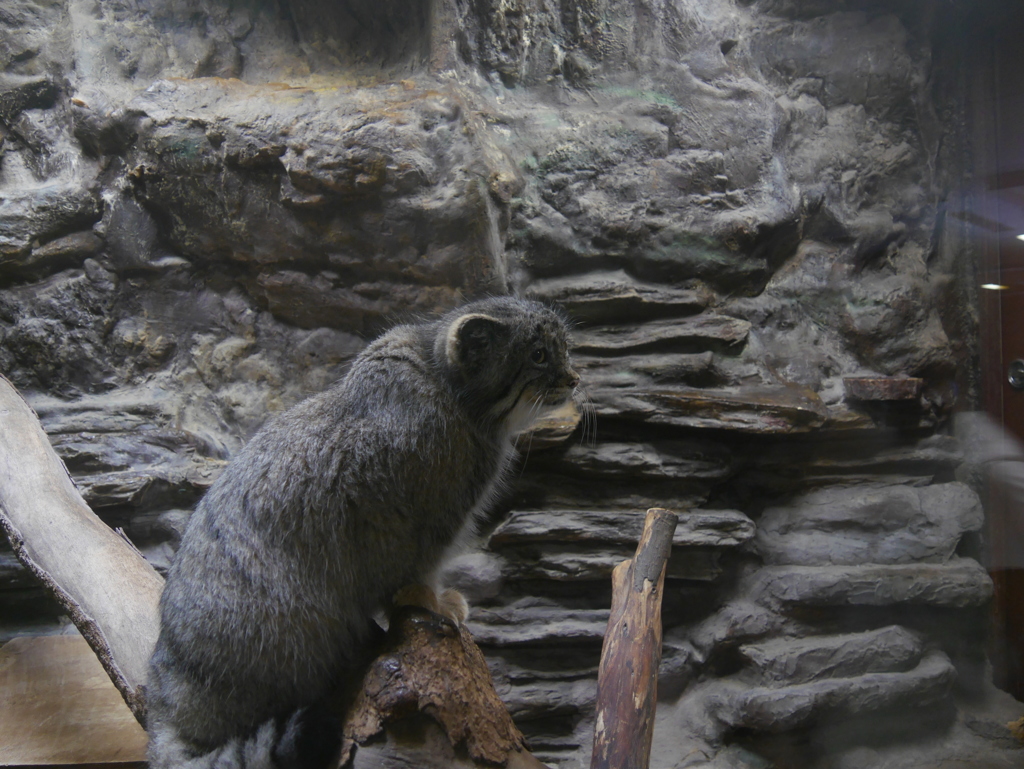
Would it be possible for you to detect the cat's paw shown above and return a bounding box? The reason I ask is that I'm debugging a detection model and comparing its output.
[393,584,441,614]
[392,584,468,625]
[439,588,469,624]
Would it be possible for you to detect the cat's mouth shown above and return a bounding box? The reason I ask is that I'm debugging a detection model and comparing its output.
[540,386,576,408]
[504,383,577,436]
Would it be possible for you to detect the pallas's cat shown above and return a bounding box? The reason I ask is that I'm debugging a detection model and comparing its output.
[146,297,579,768]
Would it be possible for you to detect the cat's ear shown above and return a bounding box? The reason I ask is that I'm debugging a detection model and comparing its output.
[446,313,506,369]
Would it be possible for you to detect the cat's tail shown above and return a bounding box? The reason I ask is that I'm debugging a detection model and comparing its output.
[147,706,341,769]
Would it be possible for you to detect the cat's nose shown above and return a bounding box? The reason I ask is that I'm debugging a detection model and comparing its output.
[565,369,580,389]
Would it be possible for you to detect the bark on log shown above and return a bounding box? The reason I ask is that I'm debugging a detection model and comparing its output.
[0,373,162,724]
[590,507,679,769]
[341,606,549,768]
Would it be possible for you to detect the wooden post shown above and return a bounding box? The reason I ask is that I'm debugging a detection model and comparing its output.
[590,508,679,769]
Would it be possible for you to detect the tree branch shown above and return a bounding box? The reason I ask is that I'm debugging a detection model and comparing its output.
[0,373,162,724]
[590,507,679,769]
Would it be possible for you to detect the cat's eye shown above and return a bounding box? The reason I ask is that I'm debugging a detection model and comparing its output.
[530,348,547,364]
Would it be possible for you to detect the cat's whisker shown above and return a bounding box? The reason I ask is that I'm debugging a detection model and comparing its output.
[572,385,597,447]
[518,433,533,474]
[516,395,546,473]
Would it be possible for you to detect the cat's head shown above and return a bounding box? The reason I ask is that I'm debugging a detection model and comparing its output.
[437,296,578,434]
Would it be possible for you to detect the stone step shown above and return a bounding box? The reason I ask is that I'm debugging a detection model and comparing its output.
[500,678,597,723]
[29,388,176,435]
[708,649,956,734]
[496,543,723,582]
[755,482,983,566]
[489,508,755,548]
[574,351,716,389]
[749,559,994,610]
[572,314,750,354]
[509,472,715,515]
[468,605,609,647]
[590,383,828,433]
[746,433,964,479]
[524,269,713,323]
[547,440,733,480]
[738,625,922,686]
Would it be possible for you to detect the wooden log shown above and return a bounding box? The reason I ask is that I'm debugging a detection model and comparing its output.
[0,373,162,724]
[342,605,550,768]
[590,507,679,769]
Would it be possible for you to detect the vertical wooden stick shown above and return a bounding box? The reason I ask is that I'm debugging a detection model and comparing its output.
[590,508,679,769]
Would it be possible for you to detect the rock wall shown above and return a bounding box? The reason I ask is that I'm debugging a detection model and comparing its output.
[1,1,1020,767]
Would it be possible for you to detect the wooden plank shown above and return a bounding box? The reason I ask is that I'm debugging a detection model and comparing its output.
[0,635,147,767]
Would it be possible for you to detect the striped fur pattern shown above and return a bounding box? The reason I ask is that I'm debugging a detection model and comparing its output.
[146,297,578,769]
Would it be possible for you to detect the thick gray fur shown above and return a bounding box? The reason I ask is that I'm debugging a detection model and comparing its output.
[146,297,578,769]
